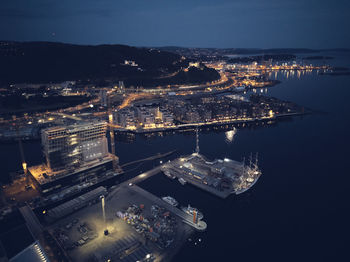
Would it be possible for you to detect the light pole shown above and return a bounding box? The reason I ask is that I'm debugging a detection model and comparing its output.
[100,195,108,235]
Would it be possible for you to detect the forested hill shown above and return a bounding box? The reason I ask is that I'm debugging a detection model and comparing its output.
[0,41,219,86]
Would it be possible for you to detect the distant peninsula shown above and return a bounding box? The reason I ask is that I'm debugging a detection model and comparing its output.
[228,54,296,63]
[302,56,333,60]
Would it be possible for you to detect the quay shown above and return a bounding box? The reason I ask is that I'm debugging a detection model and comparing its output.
[118,164,207,231]
[161,150,262,199]
[45,180,199,261]
[115,111,307,134]
[163,159,231,198]
[128,184,207,231]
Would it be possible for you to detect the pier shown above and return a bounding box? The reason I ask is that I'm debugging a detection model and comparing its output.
[128,185,207,231]
[118,163,207,231]
[162,158,232,198]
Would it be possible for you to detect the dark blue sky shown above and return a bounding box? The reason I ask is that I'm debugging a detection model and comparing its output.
[1,0,349,48]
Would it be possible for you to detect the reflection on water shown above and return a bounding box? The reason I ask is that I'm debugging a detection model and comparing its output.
[114,119,286,144]
[268,69,319,80]
[225,128,237,143]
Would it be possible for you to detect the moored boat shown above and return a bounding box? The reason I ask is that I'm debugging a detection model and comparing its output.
[161,196,178,207]
[178,177,186,185]
[181,205,203,220]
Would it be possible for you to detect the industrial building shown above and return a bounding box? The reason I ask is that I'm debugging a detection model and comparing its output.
[47,186,108,221]
[9,241,50,262]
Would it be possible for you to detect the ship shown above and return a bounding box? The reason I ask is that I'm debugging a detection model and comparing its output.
[181,205,203,220]
[178,177,186,185]
[161,196,178,207]
[234,153,262,195]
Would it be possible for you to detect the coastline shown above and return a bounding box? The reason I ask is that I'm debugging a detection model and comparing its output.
[115,111,310,135]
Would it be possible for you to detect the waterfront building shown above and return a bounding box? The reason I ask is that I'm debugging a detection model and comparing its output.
[29,122,118,195]
[115,109,136,129]
[162,112,174,126]
[41,122,108,171]
[136,107,155,128]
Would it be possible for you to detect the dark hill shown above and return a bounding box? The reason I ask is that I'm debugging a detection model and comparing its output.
[0,41,219,86]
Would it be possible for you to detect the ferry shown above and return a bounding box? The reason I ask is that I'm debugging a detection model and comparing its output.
[178,177,186,185]
[181,205,203,220]
[161,196,178,207]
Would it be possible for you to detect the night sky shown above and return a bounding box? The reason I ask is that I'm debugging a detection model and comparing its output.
[1,0,349,48]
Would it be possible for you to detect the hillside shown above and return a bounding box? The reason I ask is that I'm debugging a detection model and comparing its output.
[0,41,219,86]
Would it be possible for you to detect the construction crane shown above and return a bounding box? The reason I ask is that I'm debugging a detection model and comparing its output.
[15,124,27,176]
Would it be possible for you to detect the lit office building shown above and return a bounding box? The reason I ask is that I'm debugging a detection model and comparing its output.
[42,122,108,171]
[29,122,119,195]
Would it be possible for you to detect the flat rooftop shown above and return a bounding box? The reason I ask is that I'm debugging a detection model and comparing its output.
[9,241,50,262]
[29,153,116,185]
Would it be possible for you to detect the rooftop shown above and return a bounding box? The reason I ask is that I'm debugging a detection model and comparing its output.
[9,241,49,262]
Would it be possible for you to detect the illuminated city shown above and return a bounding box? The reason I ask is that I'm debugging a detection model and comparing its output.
[0,1,349,262]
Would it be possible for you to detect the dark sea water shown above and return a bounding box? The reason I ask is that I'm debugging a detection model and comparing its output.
[1,52,349,261]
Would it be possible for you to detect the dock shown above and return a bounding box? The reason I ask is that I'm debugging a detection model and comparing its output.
[116,165,207,231]
[162,159,232,198]
[128,185,207,231]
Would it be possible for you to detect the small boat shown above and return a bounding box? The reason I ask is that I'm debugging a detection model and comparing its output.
[161,196,178,207]
[178,177,186,185]
[181,205,203,220]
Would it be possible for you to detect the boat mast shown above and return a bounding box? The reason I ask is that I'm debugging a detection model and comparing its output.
[195,128,200,154]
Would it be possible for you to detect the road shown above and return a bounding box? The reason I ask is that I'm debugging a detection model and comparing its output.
[126,165,163,185]
[50,112,82,121]
[120,150,176,168]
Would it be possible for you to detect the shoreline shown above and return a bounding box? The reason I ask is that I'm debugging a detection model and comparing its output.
[115,111,309,134]
[0,111,309,143]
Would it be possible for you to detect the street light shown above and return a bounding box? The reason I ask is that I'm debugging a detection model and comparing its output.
[100,195,108,235]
